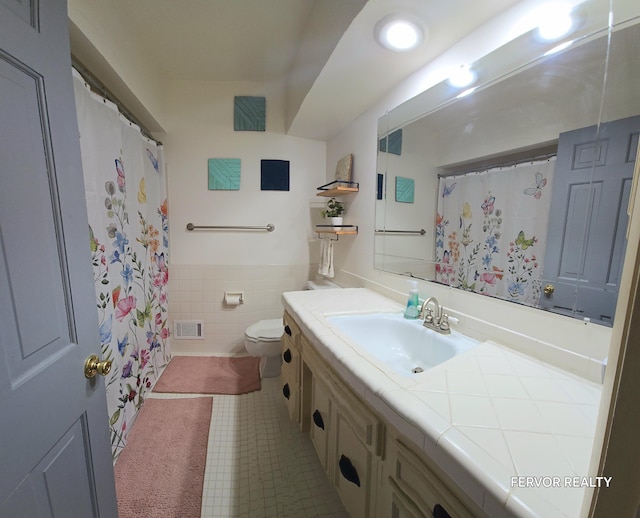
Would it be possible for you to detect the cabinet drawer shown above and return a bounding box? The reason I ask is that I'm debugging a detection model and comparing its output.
[310,376,331,471]
[393,440,475,518]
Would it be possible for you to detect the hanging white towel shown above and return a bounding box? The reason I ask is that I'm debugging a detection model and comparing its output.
[318,238,334,278]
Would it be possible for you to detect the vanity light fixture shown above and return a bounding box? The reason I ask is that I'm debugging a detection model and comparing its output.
[374,14,425,52]
[448,65,477,88]
[535,3,574,40]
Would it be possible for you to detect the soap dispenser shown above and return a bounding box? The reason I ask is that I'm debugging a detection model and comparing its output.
[404,280,420,319]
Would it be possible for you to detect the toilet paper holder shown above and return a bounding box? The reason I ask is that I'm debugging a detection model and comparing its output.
[224,291,244,306]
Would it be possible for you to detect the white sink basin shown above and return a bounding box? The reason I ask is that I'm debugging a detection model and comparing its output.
[327,312,479,376]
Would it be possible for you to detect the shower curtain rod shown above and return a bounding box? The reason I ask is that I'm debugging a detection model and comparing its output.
[438,151,557,179]
[71,59,162,145]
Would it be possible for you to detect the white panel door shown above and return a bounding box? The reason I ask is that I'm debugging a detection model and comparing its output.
[542,115,639,324]
[0,0,118,515]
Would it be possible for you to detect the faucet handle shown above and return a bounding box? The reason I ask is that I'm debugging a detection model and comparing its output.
[439,313,450,332]
[424,307,434,324]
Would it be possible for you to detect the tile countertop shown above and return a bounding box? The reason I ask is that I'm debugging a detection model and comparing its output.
[282,288,603,518]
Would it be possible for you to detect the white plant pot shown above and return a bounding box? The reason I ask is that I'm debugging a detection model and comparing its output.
[329,217,343,226]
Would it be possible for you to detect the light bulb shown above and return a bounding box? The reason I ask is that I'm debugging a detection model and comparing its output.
[536,3,573,40]
[375,15,425,52]
[448,65,476,88]
[384,21,420,50]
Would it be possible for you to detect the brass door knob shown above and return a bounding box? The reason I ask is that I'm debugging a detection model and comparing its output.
[543,284,555,296]
[84,354,113,378]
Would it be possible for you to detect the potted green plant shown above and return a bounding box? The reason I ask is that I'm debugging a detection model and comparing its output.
[321,197,345,226]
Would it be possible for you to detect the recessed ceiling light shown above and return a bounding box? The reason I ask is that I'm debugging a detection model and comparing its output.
[375,15,425,52]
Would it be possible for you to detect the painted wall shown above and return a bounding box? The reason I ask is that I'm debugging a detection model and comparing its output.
[162,79,326,354]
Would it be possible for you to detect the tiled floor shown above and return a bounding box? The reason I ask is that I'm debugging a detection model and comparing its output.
[152,377,349,518]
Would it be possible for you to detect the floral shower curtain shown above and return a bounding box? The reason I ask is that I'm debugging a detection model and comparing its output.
[435,158,555,307]
[72,69,171,460]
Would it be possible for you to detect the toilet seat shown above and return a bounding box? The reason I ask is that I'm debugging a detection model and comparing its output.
[244,318,283,343]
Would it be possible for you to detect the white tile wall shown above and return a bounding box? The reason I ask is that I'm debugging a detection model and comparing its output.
[169,264,314,355]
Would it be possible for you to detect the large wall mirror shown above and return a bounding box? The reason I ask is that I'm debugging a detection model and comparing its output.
[375,0,640,327]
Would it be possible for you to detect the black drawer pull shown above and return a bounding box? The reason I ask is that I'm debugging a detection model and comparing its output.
[312,409,324,430]
[433,504,451,518]
[284,325,292,336]
[338,454,360,487]
[282,383,290,400]
[283,349,292,363]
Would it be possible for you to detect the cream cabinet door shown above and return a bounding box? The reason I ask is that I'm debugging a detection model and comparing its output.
[310,375,332,471]
[333,407,374,518]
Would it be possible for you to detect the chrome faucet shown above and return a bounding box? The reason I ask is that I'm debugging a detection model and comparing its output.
[419,297,451,334]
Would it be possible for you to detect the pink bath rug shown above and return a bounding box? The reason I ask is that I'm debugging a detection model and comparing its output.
[115,397,212,518]
[153,355,261,395]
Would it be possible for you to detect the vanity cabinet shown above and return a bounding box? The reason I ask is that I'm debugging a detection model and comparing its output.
[281,312,302,427]
[285,312,485,518]
[302,334,382,518]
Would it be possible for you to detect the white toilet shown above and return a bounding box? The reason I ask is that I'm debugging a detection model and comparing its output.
[244,280,341,378]
[244,318,285,378]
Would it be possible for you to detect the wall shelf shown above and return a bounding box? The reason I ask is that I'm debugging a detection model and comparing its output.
[316,224,358,236]
[316,180,359,197]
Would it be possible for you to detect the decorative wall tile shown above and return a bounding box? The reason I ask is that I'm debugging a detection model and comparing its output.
[208,158,241,190]
[261,159,290,191]
[379,128,403,155]
[234,96,266,131]
[395,176,414,203]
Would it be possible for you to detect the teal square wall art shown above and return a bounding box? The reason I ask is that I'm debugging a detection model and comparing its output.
[379,128,403,155]
[395,176,414,203]
[234,96,266,131]
[208,158,241,190]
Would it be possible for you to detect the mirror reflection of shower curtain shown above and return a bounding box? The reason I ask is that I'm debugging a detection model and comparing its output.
[435,158,555,307]
[72,69,171,460]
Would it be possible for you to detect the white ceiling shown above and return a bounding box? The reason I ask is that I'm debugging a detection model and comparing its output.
[104,0,523,140]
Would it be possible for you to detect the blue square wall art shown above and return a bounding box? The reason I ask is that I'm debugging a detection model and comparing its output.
[261,160,290,191]
[234,96,266,131]
[208,158,241,190]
